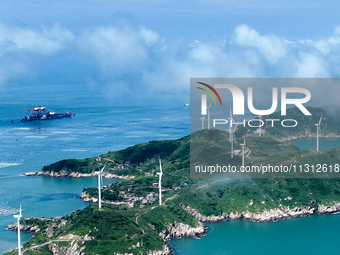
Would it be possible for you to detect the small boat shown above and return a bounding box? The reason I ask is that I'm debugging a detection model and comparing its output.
[184,103,190,106]
[11,106,75,123]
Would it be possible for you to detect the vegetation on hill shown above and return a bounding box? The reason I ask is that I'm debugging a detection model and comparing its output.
[7,106,340,255]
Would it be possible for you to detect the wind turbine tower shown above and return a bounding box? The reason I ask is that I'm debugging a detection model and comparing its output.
[240,137,246,168]
[207,102,211,130]
[95,165,106,210]
[13,205,22,255]
[258,115,263,137]
[315,113,323,151]
[156,156,163,205]
[228,106,233,142]
[230,122,239,158]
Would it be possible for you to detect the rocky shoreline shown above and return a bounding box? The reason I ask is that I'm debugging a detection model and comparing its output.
[275,130,340,142]
[79,191,134,207]
[152,202,340,254]
[181,202,340,223]
[23,170,135,180]
[7,222,40,233]
[161,221,207,241]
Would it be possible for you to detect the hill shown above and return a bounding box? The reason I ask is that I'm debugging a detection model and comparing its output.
[7,106,340,255]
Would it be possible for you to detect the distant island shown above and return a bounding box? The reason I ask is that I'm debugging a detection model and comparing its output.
[7,106,340,255]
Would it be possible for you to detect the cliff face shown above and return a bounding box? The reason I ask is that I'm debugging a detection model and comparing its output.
[160,221,207,241]
[146,245,173,255]
[7,222,40,233]
[49,241,85,255]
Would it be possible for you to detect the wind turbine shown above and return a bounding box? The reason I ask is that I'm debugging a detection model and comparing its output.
[207,102,211,130]
[230,122,239,158]
[315,113,323,151]
[156,156,163,205]
[13,205,22,255]
[95,165,106,210]
[257,115,263,137]
[201,116,205,129]
[240,137,246,168]
[228,106,233,142]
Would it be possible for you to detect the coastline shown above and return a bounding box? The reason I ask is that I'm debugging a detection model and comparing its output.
[15,127,340,255]
[22,171,135,180]
[181,202,340,223]
[275,130,340,142]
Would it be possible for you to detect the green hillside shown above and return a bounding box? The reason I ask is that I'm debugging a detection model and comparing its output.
[7,106,340,255]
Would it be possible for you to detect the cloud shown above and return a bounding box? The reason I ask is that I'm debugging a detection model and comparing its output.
[232,24,287,63]
[0,23,74,87]
[0,23,74,55]
[294,53,329,77]
[78,26,161,77]
[2,22,340,104]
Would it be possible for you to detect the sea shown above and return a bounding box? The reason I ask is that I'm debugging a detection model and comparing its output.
[1,84,340,254]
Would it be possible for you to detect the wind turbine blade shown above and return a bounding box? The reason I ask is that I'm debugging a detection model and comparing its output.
[101,165,106,173]
[319,113,323,125]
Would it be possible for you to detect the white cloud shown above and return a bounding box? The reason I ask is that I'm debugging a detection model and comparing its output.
[232,24,287,63]
[2,22,340,99]
[0,24,74,55]
[78,26,161,76]
[294,53,329,78]
[140,27,159,45]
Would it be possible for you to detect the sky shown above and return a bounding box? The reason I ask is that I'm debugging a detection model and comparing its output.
[1,0,340,105]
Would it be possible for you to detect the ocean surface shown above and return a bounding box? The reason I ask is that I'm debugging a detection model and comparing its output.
[1,84,340,254]
[169,213,340,255]
[289,137,340,151]
[0,84,190,254]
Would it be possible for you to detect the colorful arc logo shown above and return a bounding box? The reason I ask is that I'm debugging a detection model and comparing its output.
[196,82,222,106]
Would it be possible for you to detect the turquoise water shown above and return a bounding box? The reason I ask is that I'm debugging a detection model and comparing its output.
[169,214,340,255]
[2,83,340,255]
[0,84,190,254]
[169,137,340,255]
[289,137,340,151]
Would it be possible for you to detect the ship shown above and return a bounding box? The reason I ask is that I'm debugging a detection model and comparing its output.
[11,106,75,123]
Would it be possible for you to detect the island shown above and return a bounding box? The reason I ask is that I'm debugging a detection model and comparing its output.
[7,106,340,255]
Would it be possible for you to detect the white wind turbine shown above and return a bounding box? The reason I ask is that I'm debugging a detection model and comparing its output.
[95,165,106,210]
[315,113,323,152]
[225,105,238,158]
[230,122,239,158]
[207,102,211,130]
[13,205,22,255]
[257,114,263,137]
[228,106,233,142]
[156,156,163,205]
[240,137,246,168]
